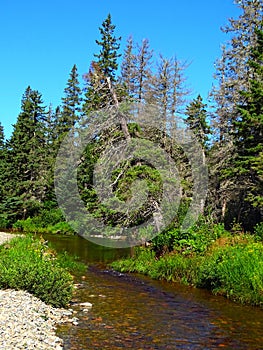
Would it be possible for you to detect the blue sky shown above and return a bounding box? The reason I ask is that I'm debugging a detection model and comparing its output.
[0,0,240,139]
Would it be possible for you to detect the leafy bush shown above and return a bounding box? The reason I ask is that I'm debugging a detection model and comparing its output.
[254,222,263,241]
[13,217,44,233]
[152,221,228,256]
[13,216,75,235]
[112,247,155,274]
[0,235,85,307]
[47,221,75,235]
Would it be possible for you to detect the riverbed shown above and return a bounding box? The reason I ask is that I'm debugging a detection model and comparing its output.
[44,234,263,350]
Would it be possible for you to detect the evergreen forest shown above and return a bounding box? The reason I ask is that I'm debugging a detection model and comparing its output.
[0,0,262,245]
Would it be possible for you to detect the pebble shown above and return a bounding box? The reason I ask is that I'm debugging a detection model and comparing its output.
[0,289,77,349]
[0,232,21,246]
[0,233,78,349]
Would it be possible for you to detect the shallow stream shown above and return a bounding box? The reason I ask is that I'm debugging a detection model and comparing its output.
[44,234,263,349]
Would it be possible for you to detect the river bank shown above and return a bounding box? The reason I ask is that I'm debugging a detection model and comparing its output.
[0,289,76,350]
[0,232,79,350]
[112,232,263,308]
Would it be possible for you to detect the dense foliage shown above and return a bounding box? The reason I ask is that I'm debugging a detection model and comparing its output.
[0,235,85,307]
[112,230,263,307]
[0,1,262,240]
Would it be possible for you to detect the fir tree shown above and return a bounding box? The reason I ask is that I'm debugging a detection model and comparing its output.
[233,27,263,216]
[121,36,137,99]
[185,95,210,151]
[94,13,121,81]
[83,14,122,114]
[212,0,263,139]
[7,86,48,220]
[60,64,82,133]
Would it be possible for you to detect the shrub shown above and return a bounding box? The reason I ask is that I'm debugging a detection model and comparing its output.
[254,222,263,241]
[0,235,84,307]
[197,243,263,306]
[152,221,229,256]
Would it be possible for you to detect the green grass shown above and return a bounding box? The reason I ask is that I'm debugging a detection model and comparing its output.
[0,235,86,307]
[112,230,263,308]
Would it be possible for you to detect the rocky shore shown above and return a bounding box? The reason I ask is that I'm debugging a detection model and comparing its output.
[0,232,76,350]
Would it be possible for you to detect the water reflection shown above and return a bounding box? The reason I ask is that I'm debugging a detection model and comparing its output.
[44,234,263,350]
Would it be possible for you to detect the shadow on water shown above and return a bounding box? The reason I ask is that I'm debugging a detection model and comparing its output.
[44,234,263,350]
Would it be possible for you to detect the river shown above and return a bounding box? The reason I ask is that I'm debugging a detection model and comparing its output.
[44,234,263,350]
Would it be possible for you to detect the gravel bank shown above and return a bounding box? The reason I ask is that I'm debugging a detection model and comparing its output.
[0,232,20,246]
[0,232,76,350]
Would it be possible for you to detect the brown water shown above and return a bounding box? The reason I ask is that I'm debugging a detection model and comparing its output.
[45,234,263,350]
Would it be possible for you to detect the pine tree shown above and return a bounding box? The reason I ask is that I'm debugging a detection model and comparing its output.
[60,64,82,131]
[233,27,263,220]
[94,13,121,81]
[121,36,137,99]
[83,14,122,114]
[212,0,263,139]
[7,86,48,220]
[185,95,210,151]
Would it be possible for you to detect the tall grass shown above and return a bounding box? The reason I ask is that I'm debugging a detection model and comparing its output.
[112,233,263,307]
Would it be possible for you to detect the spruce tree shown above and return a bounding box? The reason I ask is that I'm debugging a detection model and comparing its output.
[209,0,263,226]
[60,64,82,133]
[134,39,153,103]
[83,14,122,114]
[212,0,263,139]
[185,95,210,151]
[7,86,48,220]
[94,13,121,81]
[233,27,263,220]
[0,123,8,226]
[121,36,137,99]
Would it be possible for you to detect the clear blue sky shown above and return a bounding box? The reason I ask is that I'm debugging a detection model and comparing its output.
[0,0,240,139]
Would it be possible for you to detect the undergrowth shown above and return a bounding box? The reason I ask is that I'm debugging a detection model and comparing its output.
[0,235,86,307]
[112,223,263,308]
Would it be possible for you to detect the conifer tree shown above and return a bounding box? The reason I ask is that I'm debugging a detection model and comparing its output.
[7,86,48,220]
[185,95,210,151]
[121,36,137,100]
[212,0,263,139]
[209,0,263,226]
[0,122,4,148]
[134,39,153,103]
[83,14,122,114]
[232,27,263,221]
[94,13,121,81]
[60,64,82,133]
[0,123,7,225]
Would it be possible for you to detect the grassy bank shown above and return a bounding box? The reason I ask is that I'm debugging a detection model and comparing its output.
[0,235,85,307]
[112,224,263,307]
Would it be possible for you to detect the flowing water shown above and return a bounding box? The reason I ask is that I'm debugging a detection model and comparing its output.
[44,234,263,349]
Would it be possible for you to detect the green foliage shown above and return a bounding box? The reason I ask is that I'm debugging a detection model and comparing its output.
[254,222,263,241]
[152,217,228,255]
[185,94,211,150]
[13,216,74,235]
[112,247,155,274]
[94,13,121,80]
[232,27,263,216]
[47,221,75,235]
[0,236,85,307]
[197,243,263,306]
[113,234,263,307]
